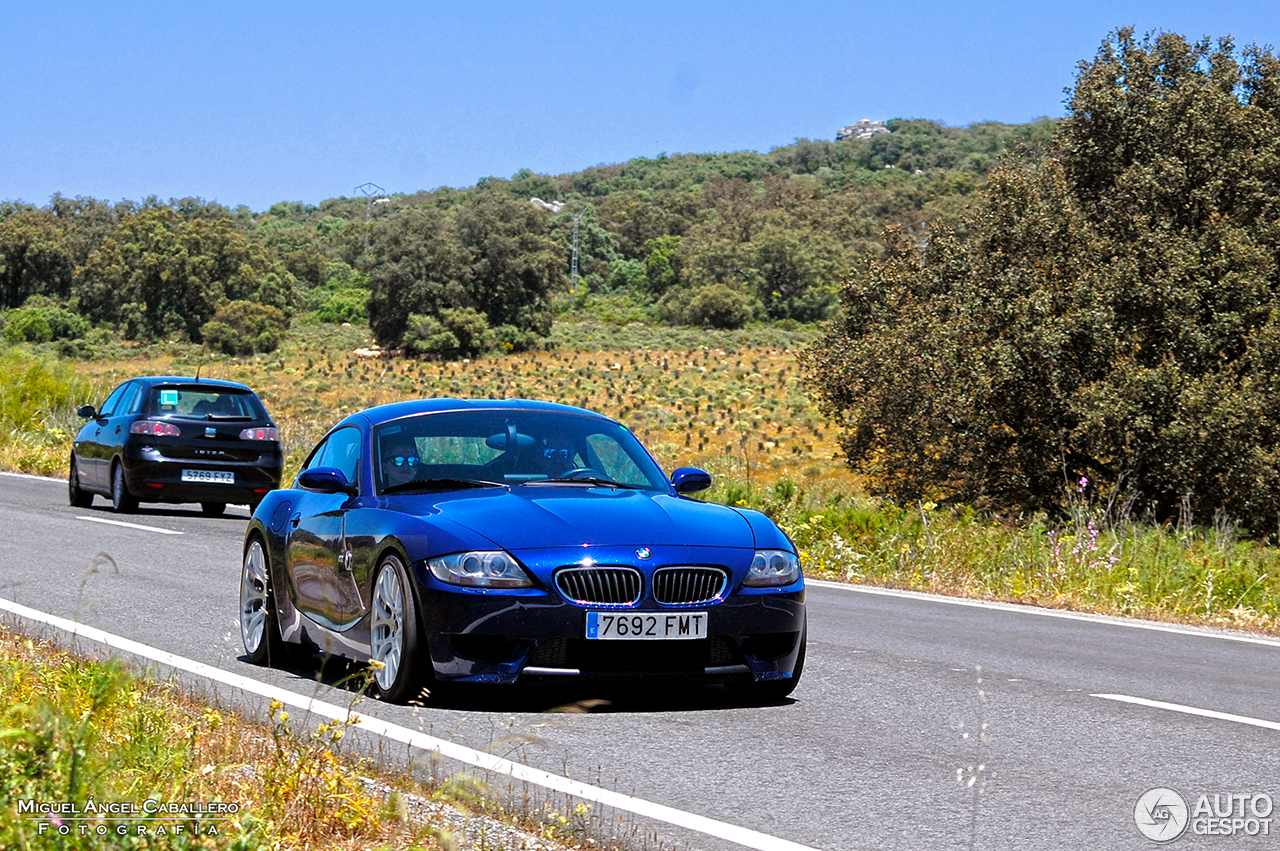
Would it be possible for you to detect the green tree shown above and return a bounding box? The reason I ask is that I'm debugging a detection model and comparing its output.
[368,194,562,348]
[75,210,295,341]
[366,207,469,345]
[0,211,73,309]
[453,192,562,335]
[804,29,1280,530]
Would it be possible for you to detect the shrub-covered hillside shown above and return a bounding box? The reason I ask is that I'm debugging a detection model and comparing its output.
[0,118,1054,356]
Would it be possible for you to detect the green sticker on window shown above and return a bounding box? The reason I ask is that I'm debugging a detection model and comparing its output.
[160,389,179,407]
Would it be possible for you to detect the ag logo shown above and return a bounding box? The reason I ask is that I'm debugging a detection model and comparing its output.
[1135,787,1189,843]
[635,547,652,560]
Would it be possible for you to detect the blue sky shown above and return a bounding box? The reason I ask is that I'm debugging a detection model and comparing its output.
[4,1,1278,211]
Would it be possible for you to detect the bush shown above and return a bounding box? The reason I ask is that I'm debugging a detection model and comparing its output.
[1,298,89,344]
[314,287,371,324]
[684,284,756,329]
[403,307,492,359]
[202,300,289,355]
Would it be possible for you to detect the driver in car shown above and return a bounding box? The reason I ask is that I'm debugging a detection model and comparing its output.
[381,436,421,489]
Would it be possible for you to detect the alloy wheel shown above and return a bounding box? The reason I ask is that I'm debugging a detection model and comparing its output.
[240,540,269,655]
[370,560,406,692]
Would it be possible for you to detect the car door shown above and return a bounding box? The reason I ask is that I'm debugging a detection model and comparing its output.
[75,382,131,490]
[101,382,142,479]
[285,427,364,631]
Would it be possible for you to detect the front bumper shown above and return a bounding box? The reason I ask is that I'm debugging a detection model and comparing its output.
[411,559,806,684]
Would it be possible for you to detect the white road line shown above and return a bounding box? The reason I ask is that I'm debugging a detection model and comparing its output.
[76,516,184,535]
[1092,694,1280,732]
[807,579,1280,649]
[0,471,63,483]
[0,597,820,851]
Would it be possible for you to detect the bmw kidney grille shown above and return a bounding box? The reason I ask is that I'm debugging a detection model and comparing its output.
[555,566,643,605]
[653,566,728,605]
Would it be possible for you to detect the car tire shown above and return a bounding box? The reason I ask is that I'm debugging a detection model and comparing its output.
[729,626,806,702]
[111,463,138,513]
[201,502,226,517]
[240,537,295,666]
[68,457,93,508]
[368,553,428,703]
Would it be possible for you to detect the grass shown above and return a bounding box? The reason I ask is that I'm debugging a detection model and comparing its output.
[1,317,1278,637]
[0,626,660,850]
[725,476,1280,635]
[0,627,440,849]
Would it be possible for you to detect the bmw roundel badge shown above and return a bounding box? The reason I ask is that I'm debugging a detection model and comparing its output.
[635,547,652,560]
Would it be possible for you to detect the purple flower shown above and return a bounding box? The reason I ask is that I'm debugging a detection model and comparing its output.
[1078,476,1089,494]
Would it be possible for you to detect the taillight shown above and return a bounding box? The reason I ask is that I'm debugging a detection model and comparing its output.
[130,420,181,437]
[239,427,280,441]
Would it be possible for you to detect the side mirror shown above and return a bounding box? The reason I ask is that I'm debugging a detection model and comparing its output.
[671,467,712,494]
[297,467,357,495]
[77,405,98,419]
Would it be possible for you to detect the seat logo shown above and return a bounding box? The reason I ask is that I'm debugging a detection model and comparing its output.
[205,427,216,437]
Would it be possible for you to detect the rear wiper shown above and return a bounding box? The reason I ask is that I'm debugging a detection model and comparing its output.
[382,478,502,495]
[207,414,253,421]
[522,476,646,490]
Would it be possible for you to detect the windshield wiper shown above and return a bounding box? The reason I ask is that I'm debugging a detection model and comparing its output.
[382,478,502,495]
[522,476,647,490]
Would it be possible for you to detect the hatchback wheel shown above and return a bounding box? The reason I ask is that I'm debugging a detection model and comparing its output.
[68,457,92,508]
[111,463,138,513]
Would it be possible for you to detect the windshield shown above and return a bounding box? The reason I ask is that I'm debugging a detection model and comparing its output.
[145,386,266,420]
[373,410,669,495]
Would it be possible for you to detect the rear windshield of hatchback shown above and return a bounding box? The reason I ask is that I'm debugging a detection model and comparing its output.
[145,386,266,421]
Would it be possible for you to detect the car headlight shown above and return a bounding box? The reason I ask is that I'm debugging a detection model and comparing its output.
[428,551,533,588]
[744,549,801,587]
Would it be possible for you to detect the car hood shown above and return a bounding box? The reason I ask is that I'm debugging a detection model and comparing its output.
[389,486,755,551]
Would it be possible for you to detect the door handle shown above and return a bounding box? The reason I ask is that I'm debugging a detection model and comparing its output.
[289,514,301,528]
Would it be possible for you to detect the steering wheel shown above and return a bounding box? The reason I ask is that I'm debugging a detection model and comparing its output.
[558,467,599,479]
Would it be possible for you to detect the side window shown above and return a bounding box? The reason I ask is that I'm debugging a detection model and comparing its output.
[97,383,131,418]
[325,427,362,483]
[303,439,330,472]
[118,383,142,415]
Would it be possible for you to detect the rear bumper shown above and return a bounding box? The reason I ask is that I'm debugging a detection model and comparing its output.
[122,448,281,505]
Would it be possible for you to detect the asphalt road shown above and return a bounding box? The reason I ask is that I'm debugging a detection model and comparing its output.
[2,471,1278,850]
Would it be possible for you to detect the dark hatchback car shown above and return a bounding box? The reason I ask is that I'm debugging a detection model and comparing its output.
[70,376,283,515]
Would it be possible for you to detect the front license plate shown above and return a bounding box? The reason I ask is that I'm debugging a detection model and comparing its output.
[586,611,708,640]
[181,469,235,485]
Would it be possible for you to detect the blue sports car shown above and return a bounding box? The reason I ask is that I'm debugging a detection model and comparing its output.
[239,399,806,703]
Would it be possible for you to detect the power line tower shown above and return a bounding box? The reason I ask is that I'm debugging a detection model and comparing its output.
[569,206,583,295]
[355,182,385,251]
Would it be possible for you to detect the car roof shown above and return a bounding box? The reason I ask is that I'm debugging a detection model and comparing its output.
[128,376,259,393]
[340,398,615,429]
